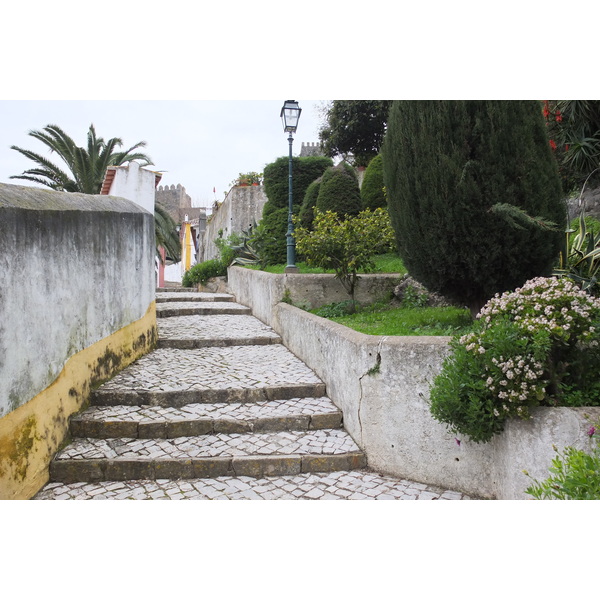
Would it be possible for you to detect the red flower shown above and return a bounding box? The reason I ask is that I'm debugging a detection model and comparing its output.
[555,110,562,122]
[565,144,570,152]
[549,139,557,150]
[542,101,550,119]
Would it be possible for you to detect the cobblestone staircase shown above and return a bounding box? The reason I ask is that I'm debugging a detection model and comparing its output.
[35,288,470,500]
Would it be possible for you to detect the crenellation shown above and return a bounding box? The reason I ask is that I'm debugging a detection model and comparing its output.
[300,141,324,157]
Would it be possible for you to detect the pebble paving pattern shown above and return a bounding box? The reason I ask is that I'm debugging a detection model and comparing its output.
[74,397,339,423]
[55,429,359,460]
[35,471,471,500]
[158,314,280,342]
[156,301,250,316]
[97,345,322,394]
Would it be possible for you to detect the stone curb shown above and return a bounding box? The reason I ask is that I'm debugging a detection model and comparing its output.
[156,336,282,349]
[70,411,343,439]
[155,294,234,303]
[156,305,251,317]
[50,452,366,483]
[91,383,328,408]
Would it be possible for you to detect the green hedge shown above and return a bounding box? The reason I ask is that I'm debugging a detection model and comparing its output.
[315,163,362,218]
[360,154,386,210]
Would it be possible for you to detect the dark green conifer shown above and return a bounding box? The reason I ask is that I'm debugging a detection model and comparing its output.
[259,155,332,265]
[360,154,386,210]
[382,100,566,316]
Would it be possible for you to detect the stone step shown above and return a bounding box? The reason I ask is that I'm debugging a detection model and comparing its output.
[157,314,281,348]
[156,292,235,303]
[36,471,471,500]
[91,345,326,407]
[70,397,343,438]
[156,287,196,293]
[156,302,251,317]
[49,429,366,483]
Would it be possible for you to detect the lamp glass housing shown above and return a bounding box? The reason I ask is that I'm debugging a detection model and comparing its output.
[280,100,302,133]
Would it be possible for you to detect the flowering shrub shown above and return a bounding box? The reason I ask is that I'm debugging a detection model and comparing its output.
[430,277,600,443]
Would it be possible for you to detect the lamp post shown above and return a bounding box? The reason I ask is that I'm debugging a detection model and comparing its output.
[280,100,302,273]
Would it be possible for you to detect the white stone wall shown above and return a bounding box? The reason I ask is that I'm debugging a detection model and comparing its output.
[0,183,155,418]
[199,185,268,262]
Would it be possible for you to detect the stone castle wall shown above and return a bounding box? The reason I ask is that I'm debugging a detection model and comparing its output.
[199,185,268,262]
[156,183,204,223]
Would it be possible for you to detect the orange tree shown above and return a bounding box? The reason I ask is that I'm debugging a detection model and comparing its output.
[294,207,395,309]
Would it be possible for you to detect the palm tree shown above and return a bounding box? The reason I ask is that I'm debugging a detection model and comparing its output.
[155,202,182,264]
[10,123,181,263]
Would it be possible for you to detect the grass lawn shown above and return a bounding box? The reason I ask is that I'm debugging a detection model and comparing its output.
[243,253,472,336]
[320,303,473,336]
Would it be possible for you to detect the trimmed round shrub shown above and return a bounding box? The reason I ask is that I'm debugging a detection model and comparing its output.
[298,177,322,230]
[263,155,333,210]
[259,155,332,265]
[360,154,386,210]
[315,164,362,218]
[253,207,290,266]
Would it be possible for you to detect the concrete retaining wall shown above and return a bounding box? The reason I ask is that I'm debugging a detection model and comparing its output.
[227,266,600,499]
[0,183,157,498]
[227,265,401,325]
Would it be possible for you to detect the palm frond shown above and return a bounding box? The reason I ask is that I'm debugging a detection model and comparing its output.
[155,203,181,263]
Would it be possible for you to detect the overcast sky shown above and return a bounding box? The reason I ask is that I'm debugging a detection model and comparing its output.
[0,99,326,207]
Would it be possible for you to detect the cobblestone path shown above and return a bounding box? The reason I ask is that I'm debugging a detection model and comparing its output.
[35,287,471,500]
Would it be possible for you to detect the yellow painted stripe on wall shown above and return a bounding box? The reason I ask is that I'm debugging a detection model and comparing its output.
[0,303,157,500]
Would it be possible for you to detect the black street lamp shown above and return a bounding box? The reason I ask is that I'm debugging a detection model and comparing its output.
[280,100,302,273]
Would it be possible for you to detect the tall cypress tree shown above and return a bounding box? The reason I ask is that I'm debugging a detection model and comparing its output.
[382,100,566,317]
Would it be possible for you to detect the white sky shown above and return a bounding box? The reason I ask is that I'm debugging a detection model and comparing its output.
[0,99,326,207]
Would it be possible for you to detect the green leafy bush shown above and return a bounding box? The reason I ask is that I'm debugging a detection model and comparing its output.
[294,207,395,306]
[182,259,227,287]
[214,232,241,266]
[430,276,600,443]
[253,206,289,266]
[263,155,333,210]
[259,155,332,265]
[525,424,600,499]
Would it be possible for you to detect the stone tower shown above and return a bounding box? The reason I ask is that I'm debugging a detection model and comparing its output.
[156,184,204,223]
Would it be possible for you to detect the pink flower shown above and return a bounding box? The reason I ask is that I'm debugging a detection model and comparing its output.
[455,438,461,447]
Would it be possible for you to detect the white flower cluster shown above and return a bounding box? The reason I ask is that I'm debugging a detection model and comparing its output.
[486,355,546,418]
[478,277,600,340]
[458,277,600,420]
